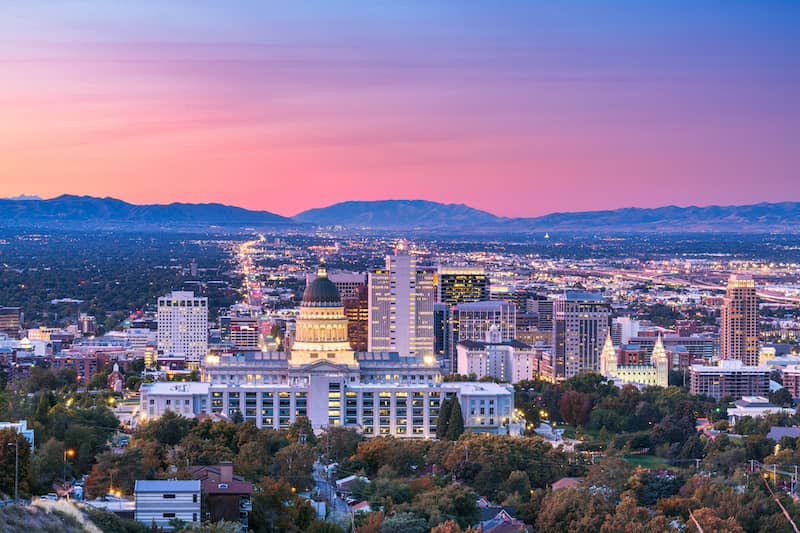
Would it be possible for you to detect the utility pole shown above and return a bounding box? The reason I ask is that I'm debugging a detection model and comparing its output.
[8,439,19,504]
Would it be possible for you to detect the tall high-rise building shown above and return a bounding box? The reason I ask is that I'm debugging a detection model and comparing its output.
[433,303,449,357]
[343,285,369,352]
[157,291,208,369]
[435,266,489,307]
[435,266,490,370]
[528,299,554,332]
[720,274,759,366]
[552,291,610,380]
[368,244,435,358]
[0,307,22,338]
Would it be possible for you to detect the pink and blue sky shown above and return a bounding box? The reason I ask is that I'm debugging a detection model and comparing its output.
[1,1,798,217]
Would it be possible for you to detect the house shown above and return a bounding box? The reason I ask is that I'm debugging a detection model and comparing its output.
[134,479,201,530]
[479,509,528,533]
[190,462,252,532]
[475,501,527,533]
[335,475,369,497]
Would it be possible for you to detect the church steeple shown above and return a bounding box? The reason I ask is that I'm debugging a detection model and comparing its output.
[600,332,617,376]
[652,334,669,387]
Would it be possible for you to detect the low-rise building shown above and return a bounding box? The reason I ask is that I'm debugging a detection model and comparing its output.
[727,396,795,426]
[689,360,770,401]
[456,325,535,383]
[190,463,252,532]
[134,479,201,530]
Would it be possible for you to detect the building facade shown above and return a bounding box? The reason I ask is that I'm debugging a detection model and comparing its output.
[141,263,516,438]
[600,334,669,388]
[552,291,610,380]
[134,480,201,530]
[456,325,535,384]
[689,359,770,400]
[368,245,435,358]
[720,274,759,366]
[157,291,208,369]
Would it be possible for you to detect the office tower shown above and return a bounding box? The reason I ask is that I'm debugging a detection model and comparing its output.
[435,265,490,370]
[368,244,435,357]
[0,307,21,338]
[343,285,369,352]
[434,304,449,356]
[611,317,640,346]
[157,291,209,369]
[436,266,489,306]
[552,291,610,380]
[720,274,759,366]
[528,299,554,332]
[306,271,366,301]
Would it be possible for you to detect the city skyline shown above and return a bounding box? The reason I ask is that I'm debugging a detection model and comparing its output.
[2,1,799,217]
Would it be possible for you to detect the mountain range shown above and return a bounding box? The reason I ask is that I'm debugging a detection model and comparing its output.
[2,195,799,233]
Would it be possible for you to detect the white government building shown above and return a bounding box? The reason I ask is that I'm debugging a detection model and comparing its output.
[141,261,517,438]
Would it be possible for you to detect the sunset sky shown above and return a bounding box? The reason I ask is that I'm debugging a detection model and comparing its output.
[1,1,798,217]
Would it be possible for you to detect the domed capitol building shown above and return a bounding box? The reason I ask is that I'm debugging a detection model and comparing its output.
[141,260,517,438]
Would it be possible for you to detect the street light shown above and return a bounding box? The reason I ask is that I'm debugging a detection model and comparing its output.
[7,440,18,504]
[64,448,76,486]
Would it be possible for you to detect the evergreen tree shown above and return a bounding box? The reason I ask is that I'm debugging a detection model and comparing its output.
[445,398,464,441]
[436,397,453,440]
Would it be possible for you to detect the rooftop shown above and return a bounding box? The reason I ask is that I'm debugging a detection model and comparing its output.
[134,479,201,493]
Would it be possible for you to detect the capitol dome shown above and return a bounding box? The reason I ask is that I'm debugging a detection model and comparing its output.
[302,259,341,307]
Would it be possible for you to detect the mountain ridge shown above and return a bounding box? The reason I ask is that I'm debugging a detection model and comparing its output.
[3,195,800,233]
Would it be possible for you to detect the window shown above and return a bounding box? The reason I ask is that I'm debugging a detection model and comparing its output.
[163,494,176,499]
[163,513,176,518]
[193,494,198,503]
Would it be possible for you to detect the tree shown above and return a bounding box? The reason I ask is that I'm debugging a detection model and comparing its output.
[319,426,363,463]
[430,520,464,533]
[558,391,593,427]
[769,387,793,407]
[687,508,745,533]
[437,397,454,440]
[600,493,671,533]
[84,448,148,498]
[502,470,531,501]
[250,477,315,533]
[380,512,428,533]
[274,443,315,491]
[0,429,31,498]
[137,410,195,446]
[32,437,67,492]
[584,456,632,497]
[403,483,479,529]
[445,398,465,441]
[288,416,317,446]
[535,487,614,533]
